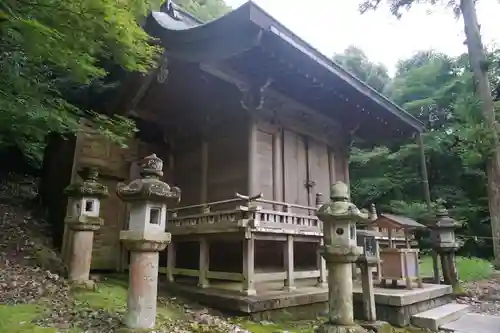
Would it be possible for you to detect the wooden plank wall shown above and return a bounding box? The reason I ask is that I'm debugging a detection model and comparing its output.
[62,127,140,271]
[254,117,349,208]
[173,117,248,211]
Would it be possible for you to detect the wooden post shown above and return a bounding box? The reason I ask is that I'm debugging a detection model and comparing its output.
[404,231,410,249]
[402,252,413,290]
[359,261,376,322]
[242,235,256,295]
[284,235,295,291]
[248,118,257,196]
[272,129,283,210]
[328,148,336,185]
[200,139,208,206]
[317,238,327,288]
[388,227,394,248]
[418,133,440,284]
[375,241,382,283]
[198,237,209,288]
[167,242,176,283]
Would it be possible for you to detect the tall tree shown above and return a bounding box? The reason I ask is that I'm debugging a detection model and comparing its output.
[359,0,500,267]
[351,49,497,257]
[333,45,390,93]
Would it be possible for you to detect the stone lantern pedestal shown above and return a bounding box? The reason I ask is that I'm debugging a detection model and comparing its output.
[431,207,461,289]
[316,182,369,333]
[117,154,181,330]
[64,167,108,287]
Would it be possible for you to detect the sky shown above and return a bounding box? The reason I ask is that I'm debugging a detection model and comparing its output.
[225,0,500,75]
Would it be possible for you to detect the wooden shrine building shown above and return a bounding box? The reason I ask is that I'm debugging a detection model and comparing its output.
[41,2,424,300]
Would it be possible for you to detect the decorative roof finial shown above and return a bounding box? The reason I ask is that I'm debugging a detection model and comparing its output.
[315,193,323,208]
[369,203,378,221]
[140,154,164,179]
[160,0,180,20]
[330,181,349,201]
[116,153,181,203]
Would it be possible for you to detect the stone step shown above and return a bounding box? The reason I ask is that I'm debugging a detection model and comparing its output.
[410,303,470,331]
[440,313,500,333]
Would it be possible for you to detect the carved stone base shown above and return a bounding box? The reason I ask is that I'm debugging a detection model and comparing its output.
[315,323,368,333]
[65,216,103,232]
[120,230,171,252]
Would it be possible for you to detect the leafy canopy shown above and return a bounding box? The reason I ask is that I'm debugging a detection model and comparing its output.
[333,46,390,94]
[0,0,165,164]
[336,45,499,256]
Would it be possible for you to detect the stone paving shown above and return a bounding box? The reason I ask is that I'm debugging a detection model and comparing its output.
[440,313,500,333]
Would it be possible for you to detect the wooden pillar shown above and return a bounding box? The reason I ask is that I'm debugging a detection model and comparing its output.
[343,148,350,188]
[375,242,382,283]
[328,148,336,185]
[166,242,176,283]
[242,235,256,295]
[198,237,209,288]
[272,129,283,209]
[284,235,295,291]
[359,261,376,322]
[200,139,208,205]
[317,239,327,288]
[388,228,394,248]
[402,252,413,290]
[418,133,440,284]
[404,231,411,248]
[248,118,257,196]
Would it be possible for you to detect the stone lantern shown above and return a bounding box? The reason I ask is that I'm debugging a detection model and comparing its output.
[316,181,369,333]
[431,206,461,288]
[64,167,108,287]
[117,154,181,330]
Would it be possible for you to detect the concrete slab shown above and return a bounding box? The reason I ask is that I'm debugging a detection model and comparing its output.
[162,281,453,326]
[363,283,452,307]
[440,313,500,333]
[163,282,451,312]
[411,303,469,331]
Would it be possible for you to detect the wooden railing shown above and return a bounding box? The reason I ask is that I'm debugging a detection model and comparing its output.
[166,194,409,239]
[167,193,322,235]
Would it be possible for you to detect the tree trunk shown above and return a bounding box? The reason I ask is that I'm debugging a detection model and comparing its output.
[461,0,500,268]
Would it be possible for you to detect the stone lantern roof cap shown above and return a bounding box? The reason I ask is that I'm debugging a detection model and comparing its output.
[434,207,461,229]
[64,167,109,199]
[116,154,181,203]
[316,181,369,222]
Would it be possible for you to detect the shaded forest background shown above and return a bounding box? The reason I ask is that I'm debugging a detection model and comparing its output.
[0,0,497,258]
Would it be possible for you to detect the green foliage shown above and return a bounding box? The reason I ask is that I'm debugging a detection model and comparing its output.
[175,0,230,21]
[333,46,390,93]
[359,0,461,18]
[419,255,493,282]
[338,46,499,257]
[0,304,55,333]
[0,0,162,165]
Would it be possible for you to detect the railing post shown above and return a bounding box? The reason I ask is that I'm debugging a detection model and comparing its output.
[167,242,176,283]
[198,237,209,288]
[284,234,296,291]
[242,234,256,296]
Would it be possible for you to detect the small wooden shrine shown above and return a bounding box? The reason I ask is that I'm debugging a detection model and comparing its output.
[373,214,426,289]
[40,1,425,300]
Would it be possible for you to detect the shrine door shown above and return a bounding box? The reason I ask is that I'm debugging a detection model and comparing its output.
[283,130,331,208]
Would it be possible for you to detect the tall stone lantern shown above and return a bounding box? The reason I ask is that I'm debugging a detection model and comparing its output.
[431,206,461,288]
[64,167,108,287]
[316,181,369,333]
[117,154,181,330]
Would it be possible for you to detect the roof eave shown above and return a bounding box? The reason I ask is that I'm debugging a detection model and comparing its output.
[244,2,424,133]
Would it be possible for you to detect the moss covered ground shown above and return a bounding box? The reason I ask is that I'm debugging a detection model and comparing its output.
[0,256,493,332]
